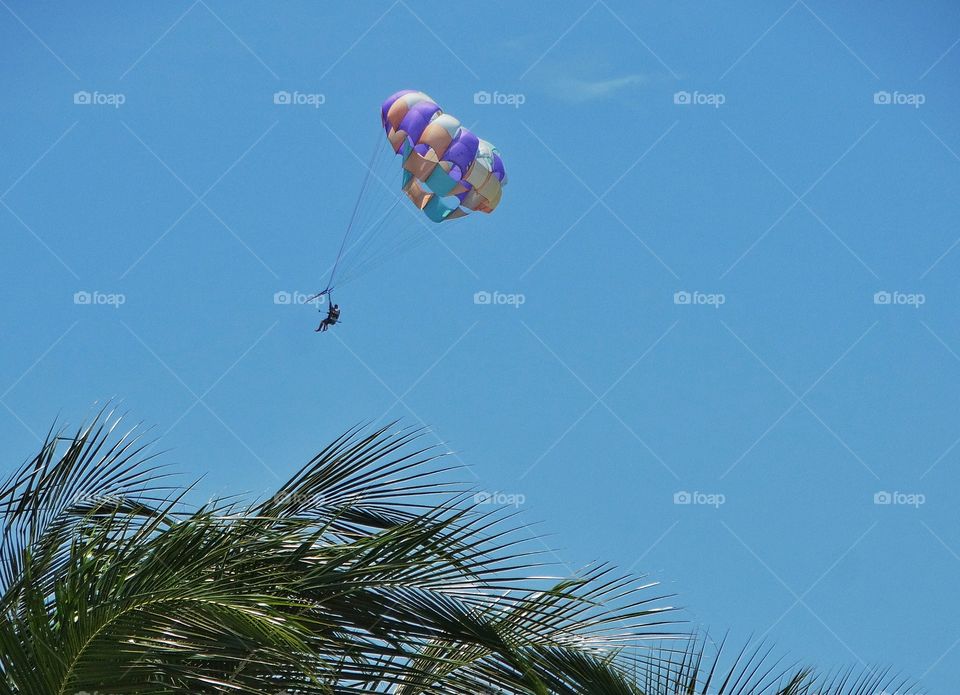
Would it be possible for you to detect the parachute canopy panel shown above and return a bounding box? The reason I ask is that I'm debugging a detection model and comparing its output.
[382,90,507,222]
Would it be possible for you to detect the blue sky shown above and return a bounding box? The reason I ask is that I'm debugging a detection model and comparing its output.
[2,0,959,689]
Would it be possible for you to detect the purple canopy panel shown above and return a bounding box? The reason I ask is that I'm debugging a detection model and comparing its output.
[397,101,441,146]
[442,128,480,182]
[491,152,506,182]
[381,90,417,130]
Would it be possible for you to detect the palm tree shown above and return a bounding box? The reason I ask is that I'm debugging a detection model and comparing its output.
[0,411,916,694]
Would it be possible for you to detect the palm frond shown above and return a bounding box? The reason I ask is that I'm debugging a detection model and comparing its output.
[631,635,920,695]
[0,412,918,695]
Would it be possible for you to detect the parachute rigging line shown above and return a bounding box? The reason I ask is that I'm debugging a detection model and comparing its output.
[321,135,387,295]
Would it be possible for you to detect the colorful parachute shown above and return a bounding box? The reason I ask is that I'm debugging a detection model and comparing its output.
[381,90,507,223]
[312,91,507,302]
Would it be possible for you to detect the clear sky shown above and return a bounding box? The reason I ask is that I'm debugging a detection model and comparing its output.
[1,0,958,689]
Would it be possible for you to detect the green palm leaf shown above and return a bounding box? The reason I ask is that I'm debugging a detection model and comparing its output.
[0,411,917,695]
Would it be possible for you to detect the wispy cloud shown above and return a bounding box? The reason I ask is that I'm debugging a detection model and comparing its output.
[553,73,654,102]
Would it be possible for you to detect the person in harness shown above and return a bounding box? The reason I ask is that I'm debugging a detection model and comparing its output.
[316,301,341,333]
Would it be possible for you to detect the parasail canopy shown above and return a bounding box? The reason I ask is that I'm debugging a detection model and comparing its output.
[314,90,508,301]
[381,90,507,223]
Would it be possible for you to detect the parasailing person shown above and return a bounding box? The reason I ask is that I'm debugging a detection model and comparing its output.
[315,299,341,333]
[311,89,508,333]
